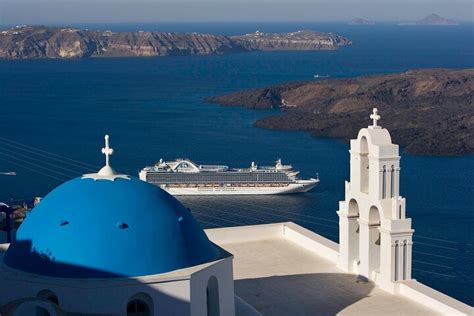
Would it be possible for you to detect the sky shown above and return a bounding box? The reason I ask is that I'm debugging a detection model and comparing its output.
[0,0,472,25]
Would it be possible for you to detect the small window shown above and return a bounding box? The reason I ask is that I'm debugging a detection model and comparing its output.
[117,222,129,229]
[207,276,220,316]
[127,299,150,316]
[36,306,51,316]
[37,289,59,305]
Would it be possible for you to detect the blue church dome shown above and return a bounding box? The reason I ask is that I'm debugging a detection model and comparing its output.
[4,176,219,278]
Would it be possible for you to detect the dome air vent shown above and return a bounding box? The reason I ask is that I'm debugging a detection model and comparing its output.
[59,220,69,226]
[117,222,129,229]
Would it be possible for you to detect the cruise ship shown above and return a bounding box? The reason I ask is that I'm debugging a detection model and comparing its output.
[139,158,319,195]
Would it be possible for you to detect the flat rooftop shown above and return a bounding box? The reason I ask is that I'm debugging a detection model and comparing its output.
[206,223,441,316]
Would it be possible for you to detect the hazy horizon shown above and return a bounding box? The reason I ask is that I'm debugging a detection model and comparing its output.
[0,0,472,25]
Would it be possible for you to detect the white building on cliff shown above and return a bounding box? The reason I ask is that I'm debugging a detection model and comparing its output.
[0,109,472,315]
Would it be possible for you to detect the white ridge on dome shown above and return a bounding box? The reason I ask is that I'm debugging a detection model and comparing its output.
[82,135,130,181]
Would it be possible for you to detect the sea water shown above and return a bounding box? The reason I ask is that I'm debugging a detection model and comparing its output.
[0,23,472,304]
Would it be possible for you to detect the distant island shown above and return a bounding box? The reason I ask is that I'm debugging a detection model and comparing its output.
[348,18,375,25]
[399,14,459,26]
[206,68,474,156]
[0,26,351,59]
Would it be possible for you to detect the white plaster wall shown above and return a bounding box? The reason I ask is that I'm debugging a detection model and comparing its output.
[0,275,191,315]
[398,281,473,315]
[336,212,357,272]
[0,243,9,252]
[190,257,235,316]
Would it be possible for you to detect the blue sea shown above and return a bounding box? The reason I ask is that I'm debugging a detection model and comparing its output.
[0,23,473,304]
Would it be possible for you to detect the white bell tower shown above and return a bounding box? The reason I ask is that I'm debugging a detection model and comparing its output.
[337,108,414,292]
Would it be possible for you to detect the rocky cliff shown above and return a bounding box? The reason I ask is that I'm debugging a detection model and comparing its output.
[206,69,474,155]
[231,30,351,51]
[0,26,351,59]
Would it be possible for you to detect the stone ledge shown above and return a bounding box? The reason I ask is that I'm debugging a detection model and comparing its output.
[398,280,473,315]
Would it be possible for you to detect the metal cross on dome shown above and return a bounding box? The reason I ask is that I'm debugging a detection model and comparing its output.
[101,135,114,167]
[370,108,381,127]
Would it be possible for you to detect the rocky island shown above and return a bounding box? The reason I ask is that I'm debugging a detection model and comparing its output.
[0,26,351,59]
[399,14,459,26]
[232,30,351,51]
[348,18,375,25]
[206,68,474,156]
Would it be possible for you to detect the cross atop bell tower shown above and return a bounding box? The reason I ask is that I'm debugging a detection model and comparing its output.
[369,108,381,129]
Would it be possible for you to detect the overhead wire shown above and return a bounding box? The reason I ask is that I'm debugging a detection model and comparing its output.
[0,157,67,182]
[412,268,455,278]
[222,198,339,224]
[191,210,245,226]
[191,202,339,239]
[202,199,339,230]
[0,147,88,175]
[415,234,461,245]
[0,135,467,279]
[0,136,99,170]
[412,259,453,270]
[414,241,458,251]
[192,203,267,224]
[226,198,470,247]
[412,250,455,260]
[0,152,77,179]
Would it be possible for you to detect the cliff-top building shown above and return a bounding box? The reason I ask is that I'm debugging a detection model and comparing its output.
[0,110,472,315]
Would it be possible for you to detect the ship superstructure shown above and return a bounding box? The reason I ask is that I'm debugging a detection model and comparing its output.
[139,158,319,195]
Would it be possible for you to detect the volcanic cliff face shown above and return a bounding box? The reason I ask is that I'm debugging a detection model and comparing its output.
[206,69,474,155]
[0,27,102,58]
[0,26,351,59]
[0,26,244,59]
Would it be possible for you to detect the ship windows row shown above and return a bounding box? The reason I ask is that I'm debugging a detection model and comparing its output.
[146,172,291,184]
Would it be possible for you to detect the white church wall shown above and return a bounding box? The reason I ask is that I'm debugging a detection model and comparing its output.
[0,243,9,252]
[12,299,60,316]
[398,281,473,315]
[0,270,192,315]
[190,256,235,316]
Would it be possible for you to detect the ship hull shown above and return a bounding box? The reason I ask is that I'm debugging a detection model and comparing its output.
[156,180,319,196]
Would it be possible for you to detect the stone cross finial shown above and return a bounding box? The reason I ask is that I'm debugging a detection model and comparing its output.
[370,108,381,127]
[82,134,130,181]
[101,135,114,167]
